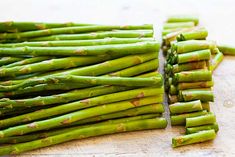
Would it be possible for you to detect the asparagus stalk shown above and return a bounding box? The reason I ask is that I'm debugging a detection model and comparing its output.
[173,70,212,84]
[177,27,208,41]
[0,38,153,48]
[170,49,211,64]
[186,123,219,134]
[171,40,217,54]
[0,96,161,137]
[172,130,216,148]
[0,114,161,144]
[162,28,190,36]
[169,100,203,114]
[211,51,224,71]
[0,52,158,86]
[30,30,154,41]
[0,88,163,128]
[0,57,23,66]
[166,15,199,25]
[0,75,163,92]
[0,41,159,56]
[0,56,112,77]
[170,61,207,73]
[179,88,214,102]
[0,24,153,40]
[170,110,208,125]
[0,21,93,33]
[163,22,195,29]
[0,118,167,155]
[218,44,235,55]
[185,114,216,127]
[177,81,213,90]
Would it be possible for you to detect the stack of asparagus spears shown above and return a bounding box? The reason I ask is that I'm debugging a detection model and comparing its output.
[162,16,220,147]
[0,22,166,155]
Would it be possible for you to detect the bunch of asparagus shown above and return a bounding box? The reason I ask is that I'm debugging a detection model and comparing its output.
[162,16,219,147]
[0,22,166,155]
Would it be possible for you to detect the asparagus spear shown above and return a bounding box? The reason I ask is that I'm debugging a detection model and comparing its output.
[211,51,224,71]
[218,44,235,55]
[186,114,216,127]
[167,15,199,25]
[179,88,214,102]
[177,27,208,41]
[0,21,93,33]
[0,96,161,137]
[0,57,23,66]
[177,81,213,90]
[171,40,217,54]
[0,41,159,56]
[170,61,207,73]
[173,70,212,84]
[30,30,153,41]
[0,52,158,86]
[163,22,195,29]
[162,28,190,36]
[172,130,216,148]
[0,56,112,77]
[0,118,167,155]
[0,88,163,128]
[0,38,153,48]
[170,110,208,125]
[0,24,153,40]
[186,123,219,134]
[0,114,161,144]
[169,100,203,114]
[0,75,163,92]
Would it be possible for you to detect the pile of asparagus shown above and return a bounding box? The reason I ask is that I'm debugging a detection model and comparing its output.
[0,22,166,155]
[162,16,220,147]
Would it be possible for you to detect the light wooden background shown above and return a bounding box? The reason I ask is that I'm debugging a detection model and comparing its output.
[0,0,235,156]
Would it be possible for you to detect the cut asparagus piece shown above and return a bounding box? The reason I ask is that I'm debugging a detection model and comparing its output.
[186,114,216,127]
[177,27,208,41]
[186,123,219,134]
[169,100,203,114]
[163,22,195,29]
[0,57,23,66]
[211,51,224,71]
[180,88,214,102]
[172,130,216,148]
[167,15,199,25]
[218,44,235,55]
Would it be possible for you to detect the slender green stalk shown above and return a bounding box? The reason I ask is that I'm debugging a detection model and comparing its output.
[30,30,154,41]
[172,130,216,148]
[0,118,167,155]
[170,110,208,126]
[171,61,207,73]
[179,88,214,102]
[218,44,235,55]
[0,21,93,33]
[0,114,160,144]
[0,42,159,57]
[211,51,224,71]
[0,57,23,66]
[177,81,213,90]
[169,100,203,114]
[163,22,195,29]
[186,123,219,134]
[186,114,216,127]
[0,88,163,128]
[0,96,161,137]
[167,15,199,25]
[177,27,208,41]
[0,38,153,47]
[162,28,190,36]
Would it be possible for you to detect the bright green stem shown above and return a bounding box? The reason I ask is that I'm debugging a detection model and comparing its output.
[186,123,219,134]
[171,40,217,54]
[171,61,207,73]
[179,88,214,102]
[0,88,163,129]
[218,44,235,55]
[162,28,190,36]
[0,21,93,33]
[0,96,161,137]
[177,27,208,41]
[0,56,111,77]
[0,38,153,47]
[173,70,212,84]
[30,30,153,41]
[169,100,203,114]
[0,118,167,155]
[170,110,208,126]
[172,130,216,148]
[0,41,159,56]
[211,51,224,71]
[186,114,216,127]
[167,15,199,25]
[163,22,195,29]
[0,57,23,66]
[0,114,160,144]
[177,81,214,90]
[0,24,153,40]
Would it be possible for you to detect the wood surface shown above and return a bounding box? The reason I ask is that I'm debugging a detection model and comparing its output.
[0,0,234,156]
